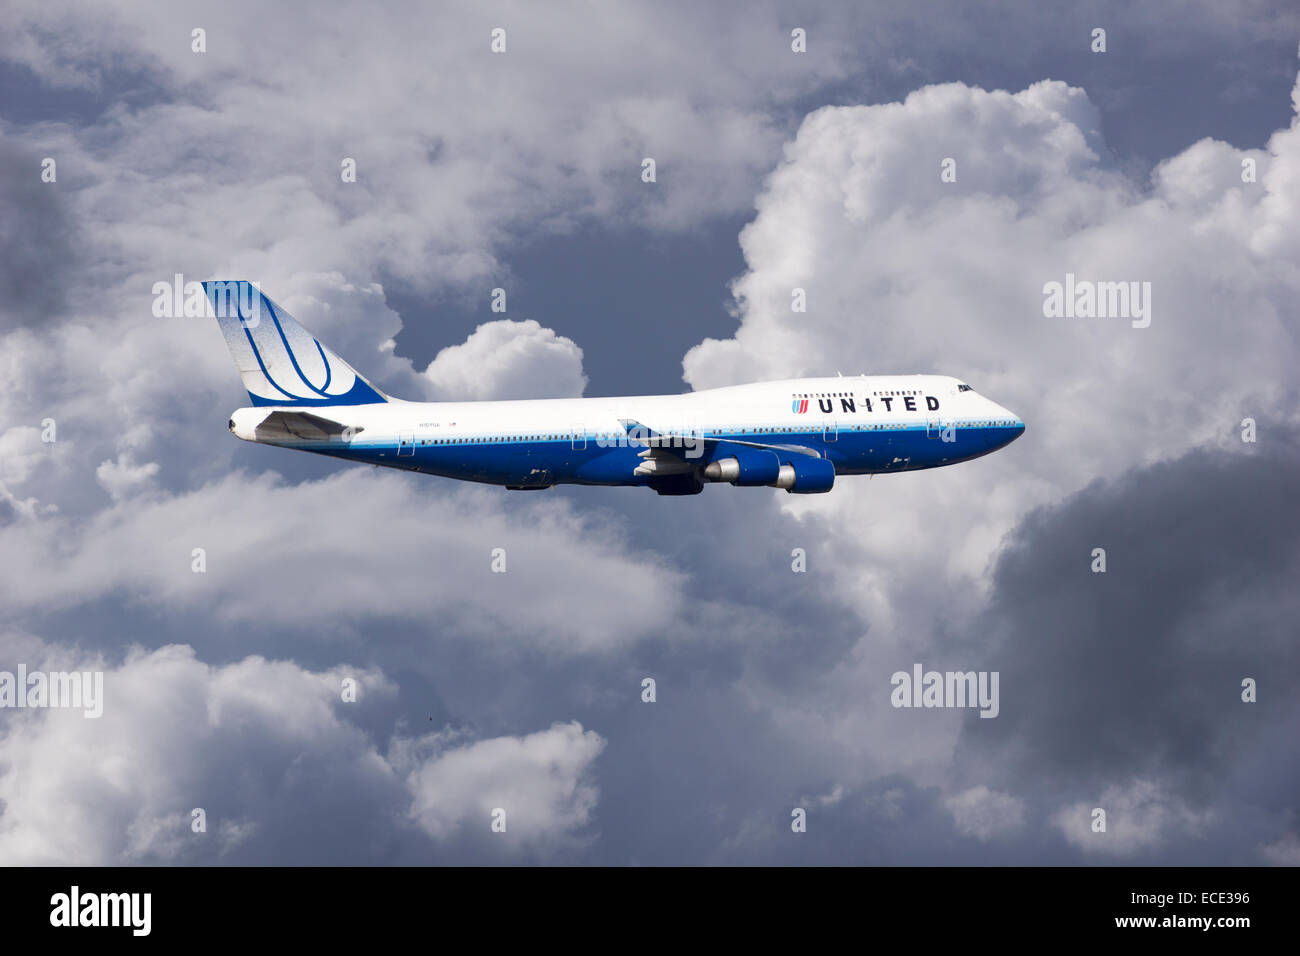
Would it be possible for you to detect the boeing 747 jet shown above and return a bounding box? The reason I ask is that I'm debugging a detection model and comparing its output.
[207,281,1024,495]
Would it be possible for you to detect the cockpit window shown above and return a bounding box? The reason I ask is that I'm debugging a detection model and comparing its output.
[957,384,973,392]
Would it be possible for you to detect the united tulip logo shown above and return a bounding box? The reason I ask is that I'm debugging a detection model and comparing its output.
[791,399,809,414]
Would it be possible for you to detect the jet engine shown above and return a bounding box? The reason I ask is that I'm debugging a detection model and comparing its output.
[701,447,781,486]
[773,456,835,493]
[704,451,835,493]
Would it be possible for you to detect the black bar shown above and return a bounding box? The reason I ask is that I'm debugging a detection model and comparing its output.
[0,866,1286,942]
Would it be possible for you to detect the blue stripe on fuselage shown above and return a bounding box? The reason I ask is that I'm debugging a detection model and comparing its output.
[265,422,1025,486]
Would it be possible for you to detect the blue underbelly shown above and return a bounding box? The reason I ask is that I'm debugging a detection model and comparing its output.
[286,425,1020,485]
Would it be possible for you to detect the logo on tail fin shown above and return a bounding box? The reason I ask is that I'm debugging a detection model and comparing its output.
[205,281,387,407]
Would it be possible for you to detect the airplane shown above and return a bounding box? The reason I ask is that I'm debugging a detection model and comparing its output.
[206,281,1024,495]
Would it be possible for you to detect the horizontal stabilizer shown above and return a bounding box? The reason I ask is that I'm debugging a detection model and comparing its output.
[253,410,362,442]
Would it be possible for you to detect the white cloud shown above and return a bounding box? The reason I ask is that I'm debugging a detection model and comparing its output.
[703,75,1299,555]
[95,453,160,500]
[423,319,587,401]
[0,638,604,864]
[684,77,1297,488]
[1052,779,1211,856]
[945,785,1026,841]
[0,642,393,864]
[676,68,1300,796]
[0,468,685,651]
[1260,833,1300,866]
[0,1,849,303]
[800,783,845,808]
[401,721,605,849]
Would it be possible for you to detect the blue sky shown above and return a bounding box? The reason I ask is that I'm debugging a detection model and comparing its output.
[0,0,1298,865]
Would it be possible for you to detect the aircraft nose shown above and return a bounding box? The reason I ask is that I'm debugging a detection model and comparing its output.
[1004,411,1025,445]
[988,402,1024,448]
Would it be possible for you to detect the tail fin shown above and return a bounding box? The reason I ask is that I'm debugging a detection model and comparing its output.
[204,281,388,407]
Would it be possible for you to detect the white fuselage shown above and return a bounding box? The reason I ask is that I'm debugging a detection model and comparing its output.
[229,374,1024,495]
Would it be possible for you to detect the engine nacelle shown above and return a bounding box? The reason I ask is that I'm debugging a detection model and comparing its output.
[703,457,739,481]
[774,456,835,493]
[707,452,836,493]
[703,449,781,486]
